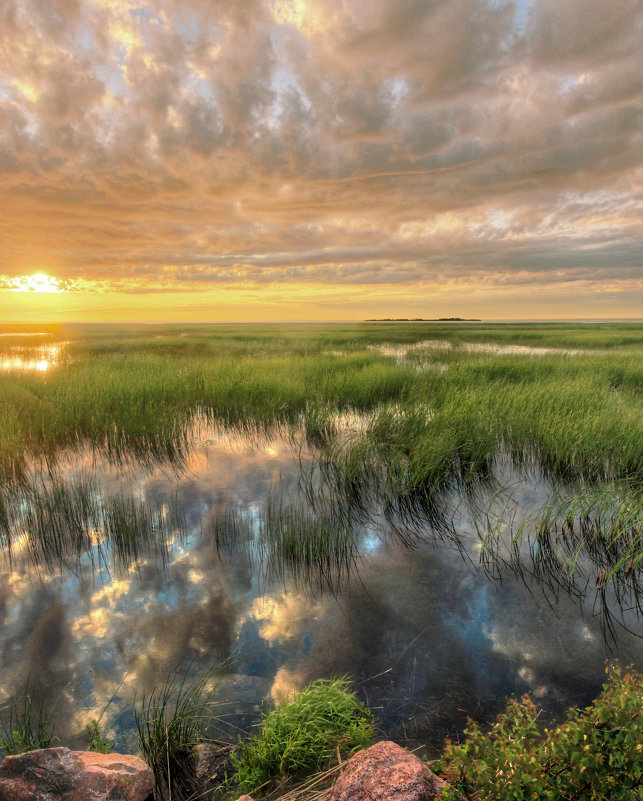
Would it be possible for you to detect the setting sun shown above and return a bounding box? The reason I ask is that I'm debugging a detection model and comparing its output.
[9,274,62,293]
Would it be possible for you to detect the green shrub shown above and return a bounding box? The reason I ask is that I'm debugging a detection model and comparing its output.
[234,678,374,795]
[435,664,643,801]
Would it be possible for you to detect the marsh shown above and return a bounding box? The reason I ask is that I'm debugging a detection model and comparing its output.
[0,321,641,754]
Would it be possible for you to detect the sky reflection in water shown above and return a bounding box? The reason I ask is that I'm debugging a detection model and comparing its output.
[0,342,65,372]
[0,423,641,754]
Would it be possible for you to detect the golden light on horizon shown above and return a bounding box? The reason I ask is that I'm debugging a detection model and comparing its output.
[0,0,640,322]
[9,274,63,294]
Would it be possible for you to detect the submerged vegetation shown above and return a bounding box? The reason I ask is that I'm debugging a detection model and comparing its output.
[0,683,56,756]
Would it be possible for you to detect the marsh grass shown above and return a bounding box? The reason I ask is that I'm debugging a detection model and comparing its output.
[0,324,641,485]
[263,494,360,589]
[0,322,641,604]
[135,664,230,801]
[0,683,57,755]
[234,678,374,796]
[209,492,361,591]
[465,474,643,640]
[0,478,186,573]
[531,483,642,628]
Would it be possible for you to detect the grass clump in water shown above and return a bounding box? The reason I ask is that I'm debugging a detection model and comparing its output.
[85,718,112,753]
[134,665,227,801]
[0,685,56,755]
[234,678,374,796]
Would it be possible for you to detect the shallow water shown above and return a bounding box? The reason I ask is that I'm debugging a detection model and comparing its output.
[0,333,51,338]
[368,339,590,364]
[0,342,66,372]
[0,420,640,755]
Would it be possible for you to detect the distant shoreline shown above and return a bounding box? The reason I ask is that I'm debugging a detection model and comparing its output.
[1,318,642,326]
[365,317,482,322]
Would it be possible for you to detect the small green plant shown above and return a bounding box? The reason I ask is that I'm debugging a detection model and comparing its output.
[134,664,228,801]
[84,674,129,755]
[85,718,112,753]
[234,678,374,795]
[435,663,643,801]
[0,685,56,755]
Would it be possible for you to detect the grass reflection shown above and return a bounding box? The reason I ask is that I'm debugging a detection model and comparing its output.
[0,321,640,638]
[1,434,641,634]
[0,478,185,574]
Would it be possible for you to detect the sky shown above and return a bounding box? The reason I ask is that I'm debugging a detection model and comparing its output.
[0,0,642,321]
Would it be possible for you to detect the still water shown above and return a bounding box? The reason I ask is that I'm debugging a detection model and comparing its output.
[1,415,641,755]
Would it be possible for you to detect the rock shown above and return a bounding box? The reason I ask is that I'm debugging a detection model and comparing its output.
[329,741,455,801]
[0,747,154,801]
[193,742,238,794]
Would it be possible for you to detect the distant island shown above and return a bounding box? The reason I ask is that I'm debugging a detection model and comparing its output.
[365,317,481,321]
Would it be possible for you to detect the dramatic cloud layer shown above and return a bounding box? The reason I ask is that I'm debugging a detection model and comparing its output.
[1,0,642,318]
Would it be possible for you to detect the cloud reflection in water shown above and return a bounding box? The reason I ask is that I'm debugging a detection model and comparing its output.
[0,423,641,753]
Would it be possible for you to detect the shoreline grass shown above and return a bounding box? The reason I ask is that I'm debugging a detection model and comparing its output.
[234,678,374,796]
[134,664,230,801]
[1,665,640,801]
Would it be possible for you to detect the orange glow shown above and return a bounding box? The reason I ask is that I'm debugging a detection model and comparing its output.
[0,277,641,322]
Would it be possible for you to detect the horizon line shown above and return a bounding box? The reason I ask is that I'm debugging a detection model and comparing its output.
[1,318,642,325]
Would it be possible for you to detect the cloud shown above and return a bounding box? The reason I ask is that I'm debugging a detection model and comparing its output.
[0,0,642,315]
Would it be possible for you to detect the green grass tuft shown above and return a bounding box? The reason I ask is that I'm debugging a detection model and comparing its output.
[134,664,228,801]
[85,718,112,753]
[234,678,374,796]
[0,685,56,755]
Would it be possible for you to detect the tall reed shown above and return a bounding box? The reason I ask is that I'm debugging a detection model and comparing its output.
[134,664,229,801]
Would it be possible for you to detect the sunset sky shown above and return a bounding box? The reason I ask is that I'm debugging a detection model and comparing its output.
[1,0,642,321]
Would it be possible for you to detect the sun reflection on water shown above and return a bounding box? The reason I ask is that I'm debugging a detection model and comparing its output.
[0,332,50,337]
[0,344,65,372]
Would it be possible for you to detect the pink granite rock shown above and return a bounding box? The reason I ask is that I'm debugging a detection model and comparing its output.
[329,741,455,801]
[0,747,153,801]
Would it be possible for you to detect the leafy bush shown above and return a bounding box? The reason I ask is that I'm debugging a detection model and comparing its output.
[435,664,643,801]
[234,678,374,795]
